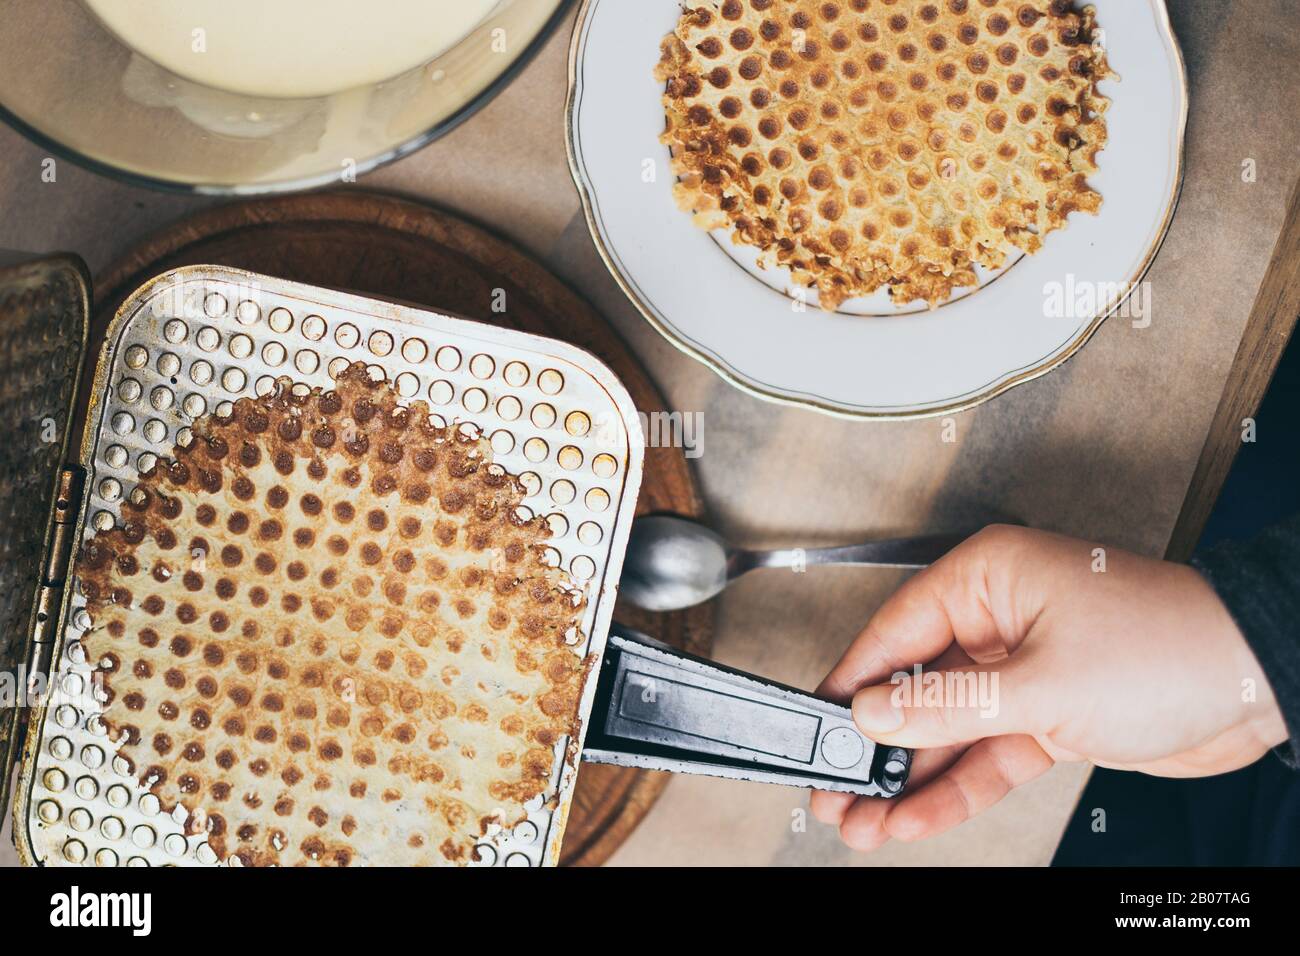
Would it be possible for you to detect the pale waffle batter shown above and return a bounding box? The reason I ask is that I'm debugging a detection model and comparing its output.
[658,0,1111,309]
[78,364,588,866]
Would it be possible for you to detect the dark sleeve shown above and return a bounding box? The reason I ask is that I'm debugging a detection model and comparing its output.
[1191,512,1300,767]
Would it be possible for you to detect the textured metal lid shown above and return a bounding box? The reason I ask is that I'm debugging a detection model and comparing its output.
[0,252,89,815]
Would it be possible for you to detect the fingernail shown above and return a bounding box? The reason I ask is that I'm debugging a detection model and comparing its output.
[853,686,904,733]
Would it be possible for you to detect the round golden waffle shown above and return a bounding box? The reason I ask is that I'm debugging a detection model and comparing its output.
[658,0,1110,309]
[78,364,587,866]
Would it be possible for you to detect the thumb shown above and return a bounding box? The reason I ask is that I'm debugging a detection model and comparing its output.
[851,660,1036,748]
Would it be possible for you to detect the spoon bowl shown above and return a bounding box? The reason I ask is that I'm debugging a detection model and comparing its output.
[620,516,729,612]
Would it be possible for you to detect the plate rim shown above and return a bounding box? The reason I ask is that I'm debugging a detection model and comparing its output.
[564,0,1190,421]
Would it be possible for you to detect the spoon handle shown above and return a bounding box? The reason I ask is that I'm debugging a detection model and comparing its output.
[729,532,972,577]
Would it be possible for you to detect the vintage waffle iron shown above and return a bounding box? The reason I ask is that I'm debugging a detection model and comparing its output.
[0,252,910,867]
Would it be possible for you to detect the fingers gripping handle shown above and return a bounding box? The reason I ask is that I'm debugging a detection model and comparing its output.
[581,629,912,797]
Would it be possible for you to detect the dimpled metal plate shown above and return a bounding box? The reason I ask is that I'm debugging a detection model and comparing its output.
[21,266,642,867]
[0,260,85,660]
[0,253,87,820]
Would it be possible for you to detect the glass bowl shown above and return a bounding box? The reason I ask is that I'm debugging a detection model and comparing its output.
[0,0,572,194]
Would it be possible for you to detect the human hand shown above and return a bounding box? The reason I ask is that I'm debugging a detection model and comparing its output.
[811,525,1289,851]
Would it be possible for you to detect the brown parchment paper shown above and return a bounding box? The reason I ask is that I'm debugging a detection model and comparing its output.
[1,0,1297,867]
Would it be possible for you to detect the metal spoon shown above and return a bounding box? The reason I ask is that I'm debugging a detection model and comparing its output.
[620,515,973,612]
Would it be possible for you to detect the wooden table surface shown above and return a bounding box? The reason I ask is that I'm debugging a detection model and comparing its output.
[2,0,1298,867]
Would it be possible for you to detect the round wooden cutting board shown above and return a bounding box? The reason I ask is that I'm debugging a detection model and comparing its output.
[91,191,715,867]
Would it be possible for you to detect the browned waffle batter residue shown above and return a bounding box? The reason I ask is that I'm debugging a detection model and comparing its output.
[658,0,1111,309]
[78,363,588,866]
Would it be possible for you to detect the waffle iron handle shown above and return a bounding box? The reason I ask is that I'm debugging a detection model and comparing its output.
[580,627,912,798]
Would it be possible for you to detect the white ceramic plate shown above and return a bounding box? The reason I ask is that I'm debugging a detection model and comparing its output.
[567,0,1187,419]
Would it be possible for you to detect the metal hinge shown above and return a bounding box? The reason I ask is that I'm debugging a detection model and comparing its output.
[27,467,85,687]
